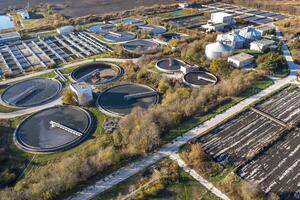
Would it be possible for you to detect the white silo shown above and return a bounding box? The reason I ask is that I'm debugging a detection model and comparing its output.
[205,41,232,60]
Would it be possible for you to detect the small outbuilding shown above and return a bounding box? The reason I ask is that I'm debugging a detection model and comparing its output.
[228,53,255,68]
[250,39,276,52]
[180,64,197,74]
[70,82,93,106]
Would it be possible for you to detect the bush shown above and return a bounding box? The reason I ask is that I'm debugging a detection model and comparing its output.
[291,49,300,64]
[256,52,287,74]
[182,143,209,173]
[62,89,76,105]
[209,58,233,78]
[1,146,120,200]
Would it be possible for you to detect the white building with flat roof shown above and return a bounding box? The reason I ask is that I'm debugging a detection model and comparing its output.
[250,39,276,52]
[180,64,197,74]
[228,53,255,68]
[211,12,233,24]
[70,82,93,106]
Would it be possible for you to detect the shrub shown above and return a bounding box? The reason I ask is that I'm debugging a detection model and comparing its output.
[62,89,76,105]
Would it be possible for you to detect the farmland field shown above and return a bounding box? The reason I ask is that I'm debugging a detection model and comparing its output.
[0,0,180,17]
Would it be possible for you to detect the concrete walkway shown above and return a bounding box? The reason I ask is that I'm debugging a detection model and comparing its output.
[169,153,231,200]
[66,29,300,200]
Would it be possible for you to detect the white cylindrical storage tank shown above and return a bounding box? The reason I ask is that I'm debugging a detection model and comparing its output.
[205,41,232,60]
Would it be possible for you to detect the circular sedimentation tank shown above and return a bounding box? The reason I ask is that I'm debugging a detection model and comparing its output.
[161,32,184,42]
[97,83,159,117]
[14,105,93,153]
[70,62,123,85]
[1,78,62,108]
[138,25,167,35]
[123,39,159,53]
[121,18,146,26]
[183,71,218,88]
[102,31,136,43]
[155,58,186,73]
[88,24,116,33]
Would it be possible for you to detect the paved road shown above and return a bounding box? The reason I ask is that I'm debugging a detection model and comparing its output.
[0,98,63,119]
[66,29,300,200]
[169,153,231,200]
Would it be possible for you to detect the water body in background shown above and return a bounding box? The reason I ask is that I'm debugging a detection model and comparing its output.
[0,15,15,30]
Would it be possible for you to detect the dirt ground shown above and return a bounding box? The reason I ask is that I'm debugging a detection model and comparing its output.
[0,0,181,17]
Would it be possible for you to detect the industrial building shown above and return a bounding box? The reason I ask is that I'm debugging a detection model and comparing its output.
[239,27,262,42]
[250,39,276,52]
[200,2,286,25]
[205,41,232,59]
[228,53,255,68]
[202,12,234,32]
[210,12,234,25]
[217,31,246,49]
[70,82,93,106]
